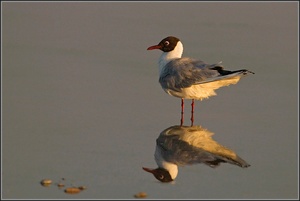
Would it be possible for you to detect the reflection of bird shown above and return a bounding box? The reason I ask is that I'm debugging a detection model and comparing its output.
[147,36,254,126]
[143,125,250,183]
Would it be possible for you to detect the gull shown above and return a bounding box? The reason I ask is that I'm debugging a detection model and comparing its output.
[143,125,250,182]
[147,36,254,126]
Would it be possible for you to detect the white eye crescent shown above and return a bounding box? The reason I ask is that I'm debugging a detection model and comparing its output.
[164,41,170,46]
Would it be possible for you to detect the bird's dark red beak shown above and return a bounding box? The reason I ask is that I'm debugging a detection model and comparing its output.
[147,45,161,50]
[142,167,155,174]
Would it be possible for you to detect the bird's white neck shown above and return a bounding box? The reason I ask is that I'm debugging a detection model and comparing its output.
[155,146,179,180]
[158,41,183,74]
[160,160,178,180]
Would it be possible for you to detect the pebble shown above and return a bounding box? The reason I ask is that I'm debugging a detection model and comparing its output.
[134,192,147,198]
[57,183,65,188]
[78,186,87,190]
[64,187,81,194]
[40,179,52,187]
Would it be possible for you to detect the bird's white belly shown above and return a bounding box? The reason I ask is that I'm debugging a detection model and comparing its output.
[164,77,241,100]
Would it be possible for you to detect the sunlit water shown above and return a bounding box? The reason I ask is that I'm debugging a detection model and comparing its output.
[2,2,298,199]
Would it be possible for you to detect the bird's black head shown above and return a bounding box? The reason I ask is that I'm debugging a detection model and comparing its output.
[142,167,174,183]
[147,36,180,52]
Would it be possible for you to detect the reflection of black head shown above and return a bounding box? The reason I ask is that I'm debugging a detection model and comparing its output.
[142,167,173,183]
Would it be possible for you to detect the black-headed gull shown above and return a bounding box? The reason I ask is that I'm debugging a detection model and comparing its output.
[147,36,254,126]
[143,125,250,183]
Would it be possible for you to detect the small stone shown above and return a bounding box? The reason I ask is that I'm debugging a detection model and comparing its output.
[40,179,52,187]
[78,186,87,190]
[134,192,147,198]
[57,183,65,188]
[64,187,81,194]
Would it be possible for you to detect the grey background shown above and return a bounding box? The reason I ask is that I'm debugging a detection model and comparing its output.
[2,1,298,199]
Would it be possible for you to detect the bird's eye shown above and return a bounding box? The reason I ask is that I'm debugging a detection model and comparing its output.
[159,175,164,179]
[164,41,170,46]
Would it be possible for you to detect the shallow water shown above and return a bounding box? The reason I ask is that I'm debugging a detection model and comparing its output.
[2,2,298,199]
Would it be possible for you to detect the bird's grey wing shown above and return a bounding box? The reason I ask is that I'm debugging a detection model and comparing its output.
[156,134,250,168]
[159,58,222,91]
[156,134,220,166]
[202,152,250,168]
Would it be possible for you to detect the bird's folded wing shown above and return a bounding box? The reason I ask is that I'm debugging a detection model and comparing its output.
[159,58,223,91]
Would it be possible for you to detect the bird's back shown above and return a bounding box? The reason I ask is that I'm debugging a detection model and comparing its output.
[159,58,253,100]
[157,125,250,168]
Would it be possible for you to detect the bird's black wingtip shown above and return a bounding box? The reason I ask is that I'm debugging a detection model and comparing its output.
[241,69,255,75]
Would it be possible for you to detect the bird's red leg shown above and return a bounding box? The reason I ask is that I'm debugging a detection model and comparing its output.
[191,99,195,126]
[180,98,184,126]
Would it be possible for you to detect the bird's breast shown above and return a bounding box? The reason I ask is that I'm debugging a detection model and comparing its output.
[162,77,241,100]
[163,85,216,100]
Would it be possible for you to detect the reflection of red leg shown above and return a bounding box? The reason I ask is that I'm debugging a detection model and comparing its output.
[191,99,194,126]
[180,98,184,126]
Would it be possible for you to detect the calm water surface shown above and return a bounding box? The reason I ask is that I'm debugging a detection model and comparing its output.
[2,2,298,199]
